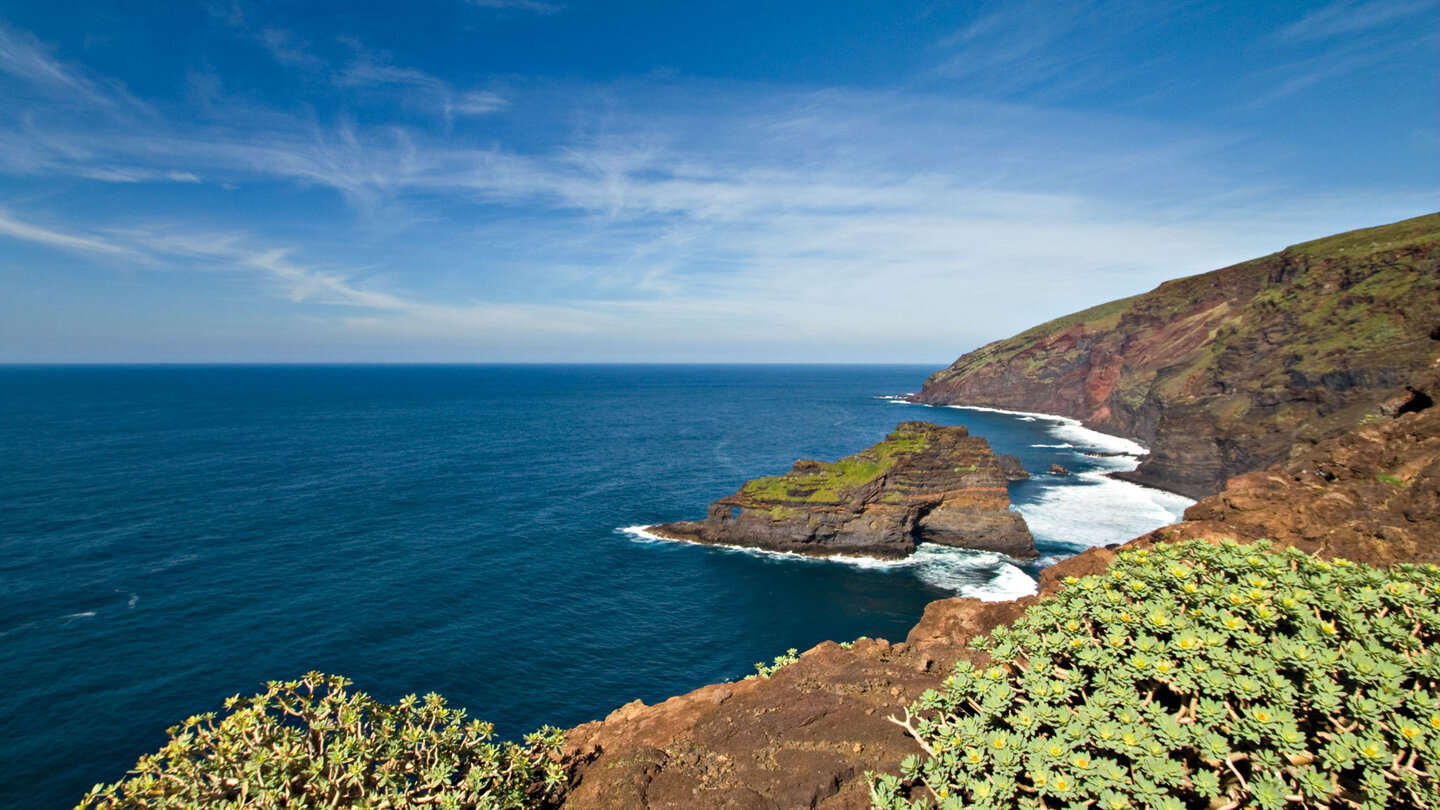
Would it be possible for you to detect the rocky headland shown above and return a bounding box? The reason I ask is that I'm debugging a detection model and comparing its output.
[558,360,1440,810]
[911,213,1440,498]
[649,421,1036,559]
[555,213,1440,809]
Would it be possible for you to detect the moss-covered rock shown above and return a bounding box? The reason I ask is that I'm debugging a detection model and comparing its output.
[651,422,1035,558]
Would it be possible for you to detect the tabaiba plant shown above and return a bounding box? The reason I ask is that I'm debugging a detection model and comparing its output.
[749,648,800,679]
[871,539,1440,810]
[77,672,565,810]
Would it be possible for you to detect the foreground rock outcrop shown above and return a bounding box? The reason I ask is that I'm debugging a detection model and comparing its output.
[1142,359,1440,566]
[912,213,1440,497]
[651,422,1035,559]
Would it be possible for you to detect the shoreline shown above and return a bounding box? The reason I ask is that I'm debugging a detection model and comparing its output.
[620,525,1041,602]
[881,394,1152,456]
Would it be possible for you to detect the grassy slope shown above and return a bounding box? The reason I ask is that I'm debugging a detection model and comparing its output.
[928,212,1440,397]
[917,212,1440,494]
[739,423,931,505]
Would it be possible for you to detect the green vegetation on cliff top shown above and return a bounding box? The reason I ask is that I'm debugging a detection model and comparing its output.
[741,423,932,504]
[873,539,1440,810]
[925,211,1440,396]
[79,673,566,810]
[932,296,1137,384]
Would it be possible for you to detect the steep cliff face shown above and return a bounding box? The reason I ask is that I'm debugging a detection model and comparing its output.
[913,213,1440,497]
[1155,359,1440,566]
[651,422,1035,559]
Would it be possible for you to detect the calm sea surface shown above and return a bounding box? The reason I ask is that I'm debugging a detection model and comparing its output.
[0,365,1190,808]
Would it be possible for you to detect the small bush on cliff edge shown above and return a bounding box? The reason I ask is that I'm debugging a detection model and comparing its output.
[77,672,564,810]
[871,540,1440,810]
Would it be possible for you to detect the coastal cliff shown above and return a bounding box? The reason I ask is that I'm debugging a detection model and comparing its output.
[559,360,1440,810]
[557,214,1440,809]
[650,421,1035,559]
[912,213,1440,497]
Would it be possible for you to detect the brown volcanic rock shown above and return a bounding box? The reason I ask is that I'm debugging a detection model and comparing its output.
[559,371,1440,809]
[558,549,1124,810]
[559,389,1440,809]
[560,601,1040,810]
[1146,361,1440,566]
[651,422,1035,559]
[913,213,1440,498]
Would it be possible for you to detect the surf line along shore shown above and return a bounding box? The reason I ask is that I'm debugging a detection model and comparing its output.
[903,401,1196,550]
[627,410,1192,598]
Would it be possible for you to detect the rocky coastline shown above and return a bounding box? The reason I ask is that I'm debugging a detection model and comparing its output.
[558,358,1440,809]
[649,421,1036,560]
[556,215,1440,809]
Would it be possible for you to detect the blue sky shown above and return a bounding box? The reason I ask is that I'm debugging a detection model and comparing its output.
[0,0,1435,362]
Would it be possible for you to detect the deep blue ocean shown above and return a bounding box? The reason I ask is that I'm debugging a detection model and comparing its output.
[0,365,1191,808]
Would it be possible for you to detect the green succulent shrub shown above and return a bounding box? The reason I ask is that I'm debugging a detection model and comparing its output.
[871,540,1440,810]
[77,672,565,810]
[749,648,800,679]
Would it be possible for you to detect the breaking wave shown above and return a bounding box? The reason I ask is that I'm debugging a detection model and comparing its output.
[943,404,1148,456]
[1015,470,1192,552]
[619,526,1037,601]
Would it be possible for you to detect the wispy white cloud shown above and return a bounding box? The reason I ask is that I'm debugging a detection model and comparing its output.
[0,15,1431,361]
[449,90,508,116]
[254,27,323,67]
[0,21,145,111]
[927,0,1192,101]
[467,0,564,14]
[0,209,394,307]
[0,208,138,256]
[339,59,448,92]
[1249,0,1438,107]
[1280,0,1435,41]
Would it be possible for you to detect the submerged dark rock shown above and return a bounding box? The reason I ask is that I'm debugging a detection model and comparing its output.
[651,422,1036,559]
[996,453,1029,480]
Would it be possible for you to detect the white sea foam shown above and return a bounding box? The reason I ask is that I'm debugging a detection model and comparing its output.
[619,526,1037,601]
[942,404,1149,456]
[0,621,37,637]
[913,402,1190,547]
[1015,470,1192,552]
[904,546,1038,600]
[1045,419,1148,456]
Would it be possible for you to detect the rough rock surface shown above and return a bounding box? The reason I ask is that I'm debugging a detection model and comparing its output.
[651,422,1035,559]
[911,213,1440,497]
[1140,360,1440,567]
[559,597,1038,810]
[995,454,1029,481]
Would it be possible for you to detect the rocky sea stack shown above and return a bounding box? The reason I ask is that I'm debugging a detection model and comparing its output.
[651,421,1035,559]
